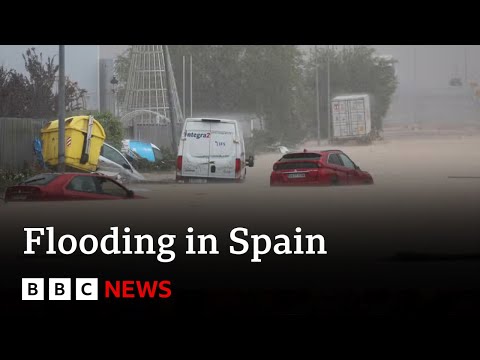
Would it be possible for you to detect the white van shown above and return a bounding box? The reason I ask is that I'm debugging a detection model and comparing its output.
[176,118,254,183]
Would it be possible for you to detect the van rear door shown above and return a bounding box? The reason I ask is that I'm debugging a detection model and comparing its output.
[209,122,236,179]
[181,120,211,177]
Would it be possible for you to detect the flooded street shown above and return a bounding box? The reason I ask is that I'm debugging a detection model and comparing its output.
[3,127,480,261]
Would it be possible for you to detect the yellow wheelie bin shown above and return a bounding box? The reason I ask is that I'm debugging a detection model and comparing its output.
[41,115,106,172]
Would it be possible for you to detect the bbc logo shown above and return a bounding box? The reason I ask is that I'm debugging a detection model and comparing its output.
[22,278,98,300]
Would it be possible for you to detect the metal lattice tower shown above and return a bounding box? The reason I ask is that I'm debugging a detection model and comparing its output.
[122,45,183,126]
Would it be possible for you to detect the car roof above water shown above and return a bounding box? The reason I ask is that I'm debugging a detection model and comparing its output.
[22,172,109,181]
[277,150,347,162]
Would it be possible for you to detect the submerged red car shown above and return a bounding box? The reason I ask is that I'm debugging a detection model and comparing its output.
[270,149,373,186]
[3,173,144,201]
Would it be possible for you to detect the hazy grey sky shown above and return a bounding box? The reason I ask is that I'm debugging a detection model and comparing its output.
[374,45,480,91]
[300,45,480,92]
[99,45,480,92]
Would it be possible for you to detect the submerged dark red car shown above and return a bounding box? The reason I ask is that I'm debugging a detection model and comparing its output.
[270,149,374,186]
[3,173,144,201]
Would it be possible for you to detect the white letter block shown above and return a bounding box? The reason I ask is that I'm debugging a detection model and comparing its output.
[22,278,44,300]
[76,278,98,300]
[49,278,71,300]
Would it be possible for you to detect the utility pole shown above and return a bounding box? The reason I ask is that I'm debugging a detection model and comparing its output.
[190,55,193,117]
[182,56,186,118]
[413,46,417,125]
[58,45,66,173]
[327,45,331,142]
[162,45,177,153]
[315,45,320,145]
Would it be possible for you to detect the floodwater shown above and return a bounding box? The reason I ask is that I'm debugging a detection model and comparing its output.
[2,86,480,316]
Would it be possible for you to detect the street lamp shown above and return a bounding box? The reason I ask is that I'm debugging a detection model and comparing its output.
[110,76,118,116]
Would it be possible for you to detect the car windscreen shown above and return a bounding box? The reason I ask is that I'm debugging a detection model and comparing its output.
[101,144,130,167]
[276,162,319,170]
[19,173,59,185]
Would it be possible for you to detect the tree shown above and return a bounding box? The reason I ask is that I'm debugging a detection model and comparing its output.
[0,66,30,117]
[65,79,87,112]
[22,48,58,118]
[303,46,398,137]
[113,45,396,146]
[0,47,87,118]
[240,45,304,139]
[116,45,304,138]
[89,111,124,150]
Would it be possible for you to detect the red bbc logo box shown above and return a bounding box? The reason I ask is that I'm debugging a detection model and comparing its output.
[22,278,98,300]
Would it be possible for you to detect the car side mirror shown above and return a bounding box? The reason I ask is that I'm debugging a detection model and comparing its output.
[354,165,360,170]
[247,155,255,167]
[127,190,134,198]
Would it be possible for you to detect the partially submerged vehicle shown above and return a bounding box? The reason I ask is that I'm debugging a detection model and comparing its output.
[97,143,145,183]
[270,149,373,186]
[3,173,143,201]
[122,139,163,163]
[176,118,254,183]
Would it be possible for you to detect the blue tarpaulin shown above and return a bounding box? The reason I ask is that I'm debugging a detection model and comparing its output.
[128,140,156,162]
